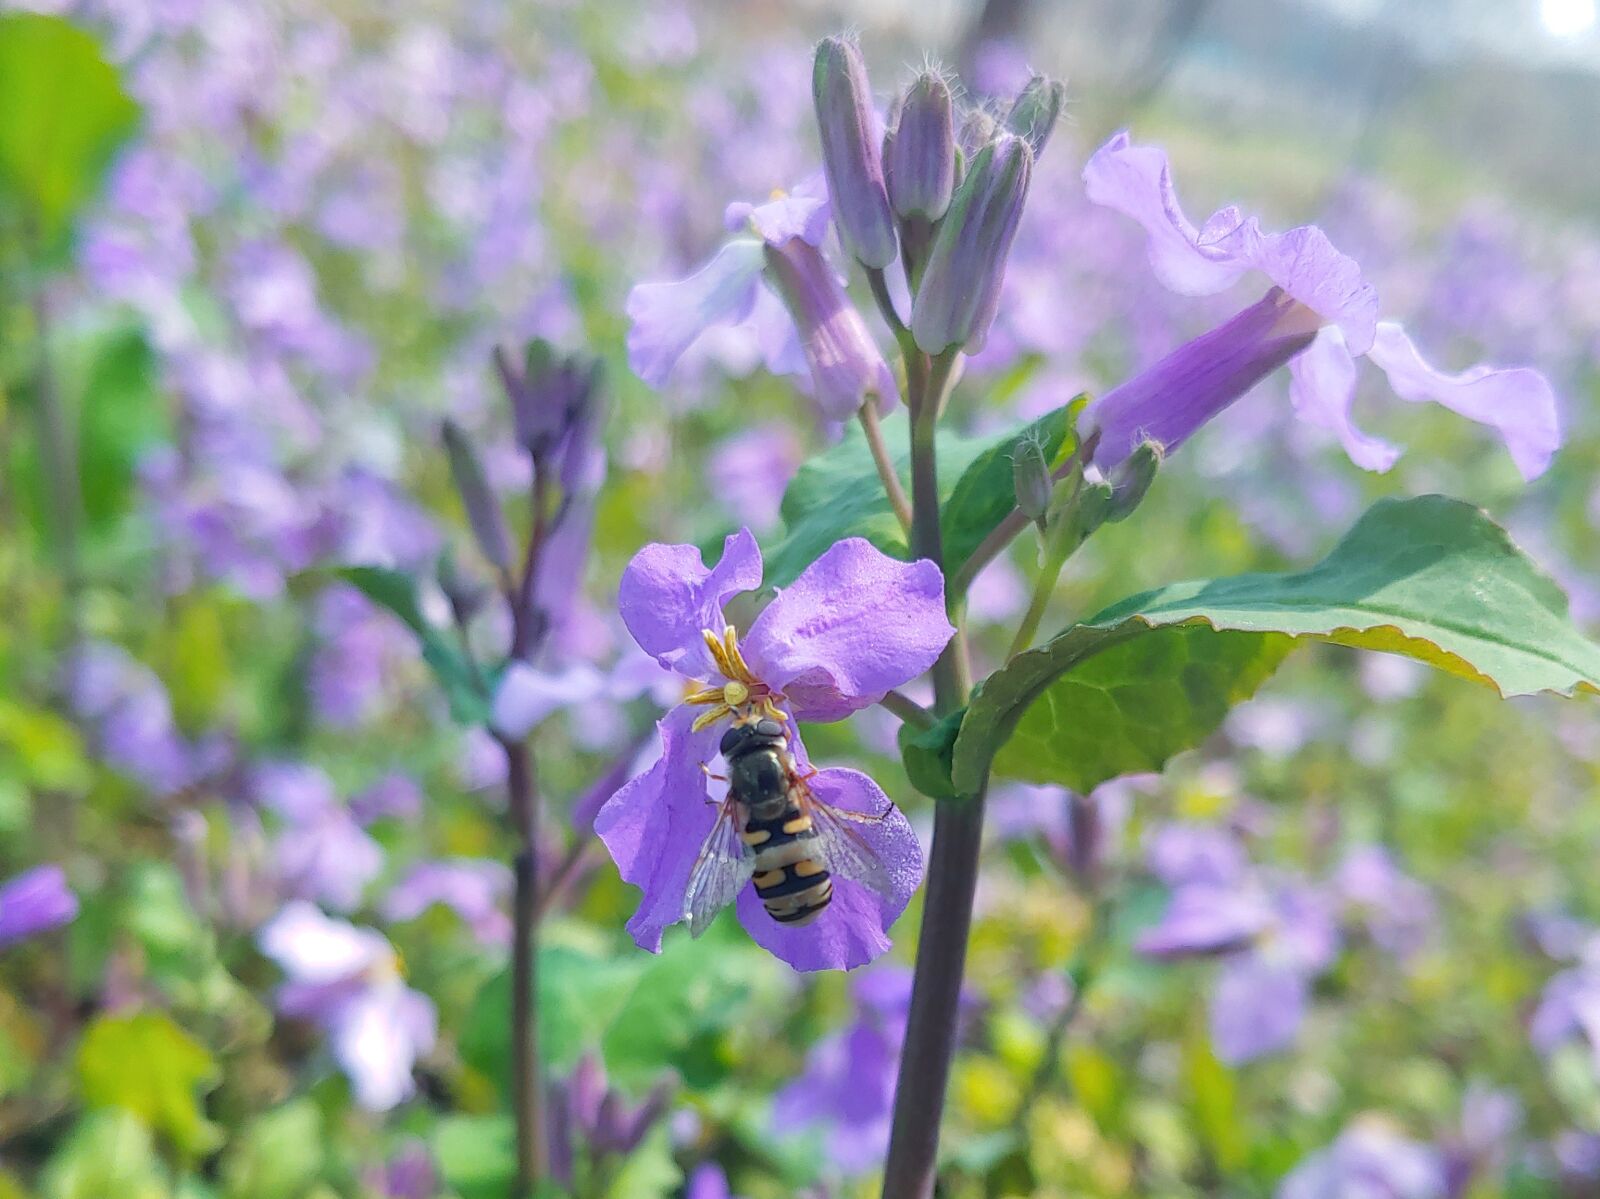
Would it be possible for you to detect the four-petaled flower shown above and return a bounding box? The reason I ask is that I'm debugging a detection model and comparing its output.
[595,531,954,970]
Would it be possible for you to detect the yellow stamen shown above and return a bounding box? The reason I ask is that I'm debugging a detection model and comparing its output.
[691,704,734,732]
[723,626,756,683]
[684,685,726,706]
[701,628,734,679]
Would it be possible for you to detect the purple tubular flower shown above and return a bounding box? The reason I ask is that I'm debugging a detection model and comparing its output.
[596,532,952,970]
[883,71,956,222]
[812,36,897,269]
[1084,288,1324,467]
[762,237,899,419]
[910,133,1034,354]
[1084,131,1560,478]
[0,865,78,949]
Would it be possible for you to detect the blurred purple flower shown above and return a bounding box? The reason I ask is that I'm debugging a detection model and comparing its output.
[771,965,913,1175]
[1277,1123,1447,1199]
[349,773,424,825]
[255,762,383,912]
[706,424,804,531]
[595,531,949,970]
[685,1163,738,1199]
[364,1141,438,1199]
[0,866,78,950]
[1138,824,1339,1063]
[309,584,415,728]
[546,1053,673,1186]
[382,859,512,948]
[1335,846,1436,960]
[258,901,436,1111]
[1082,133,1559,479]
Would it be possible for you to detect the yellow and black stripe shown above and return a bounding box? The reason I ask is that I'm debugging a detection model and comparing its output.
[741,801,832,926]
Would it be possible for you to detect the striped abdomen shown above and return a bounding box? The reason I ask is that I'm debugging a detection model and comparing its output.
[740,800,832,926]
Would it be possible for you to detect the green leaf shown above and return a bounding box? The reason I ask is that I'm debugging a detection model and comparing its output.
[1182,1031,1245,1172]
[604,1123,682,1199]
[433,1115,517,1199]
[332,565,490,724]
[953,495,1600,794]
[0,14,139,246]
[40,1111,172,1199]
[218,1101,324,1199]
[762,404,1077,591]
[896,709,967,801]
[76,1011,221,1156]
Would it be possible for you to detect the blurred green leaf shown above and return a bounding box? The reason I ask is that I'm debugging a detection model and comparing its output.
[40,1110,172,1199]
[433,1114,517,1199]
[219,1100,324,1199]
[74,325,167,534]
[0,14,139,247]
[762,405,1075,591]
[77,1011,221,1156]
[603,1123,681,1199]
[0,699,91,792]
[1181,1032,1245,1173]
[331,566,491,725]
[896,709,966,801]
[953,495,1600,793]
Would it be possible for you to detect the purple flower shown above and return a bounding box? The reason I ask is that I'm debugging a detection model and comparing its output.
[706,424,803,531]
[364,1142,438,1199]
[812,36,897,270]
[1082,132,1559,478]
[595,532,952,970]
[545,1053,673,1186]
[0,866,78,949]
[258,901,436,1111]
[771,965,913,1174]
[1335,846,1436,960]
[685,1163,738,1199]
[1278,1123,1447,1199]
[382,859,512,948]
[1137,824,1339,1063]
[256,762,383,913]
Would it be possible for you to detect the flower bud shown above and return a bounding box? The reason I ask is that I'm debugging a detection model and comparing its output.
[1106,440,1162,522]
[884,71,956,222]
[763,236,898,420]
[813,36,898,270]
[910,132,1033,355]
[436,549,489,626]
[1004,75,1066,159]
[497,339,602,463]
[1012,435,1051,524]
[441,419,513,573]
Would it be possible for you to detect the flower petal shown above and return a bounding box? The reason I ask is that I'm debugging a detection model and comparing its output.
[258,900,391,983]
[619,529,764,678]
[1081,131,1250,296]
[1288,326,1403,472]
[1135,883,1275,957]
[1367,321,1560,481]
[593,705,722,953]
[735,767,922,972]
[333,981,437,1111]
[491,661,608,739]
[1208,953,1307,1064]
[1224,221,1379,353]
[743,539,953,722]
[625,239,765,388]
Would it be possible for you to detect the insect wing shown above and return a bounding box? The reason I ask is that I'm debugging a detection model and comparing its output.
[682,797,754,937]
[799,784,895,900]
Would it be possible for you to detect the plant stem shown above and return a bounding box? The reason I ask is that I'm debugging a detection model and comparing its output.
[879,688,934,730]
[859,400,914,535]
[502,735,545,1192]
[882,347,986,1199]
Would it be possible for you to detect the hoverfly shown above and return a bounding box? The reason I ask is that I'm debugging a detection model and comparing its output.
[683,716,896,935]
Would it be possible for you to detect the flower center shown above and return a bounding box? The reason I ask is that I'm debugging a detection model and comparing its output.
[683,625,786,732]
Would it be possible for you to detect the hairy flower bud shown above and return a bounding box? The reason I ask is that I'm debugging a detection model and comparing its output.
[1012,435,1052,524]
[1106,440,1162,522]
[763,236,898,419]
[884,71,956,222]
[910,133,1033,355]
[1004,75,1066,159]
[441,419,513,573]
[813,36,898,269]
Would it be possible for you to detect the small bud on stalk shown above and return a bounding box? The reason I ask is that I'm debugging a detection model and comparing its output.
[884,71,956,223]
[441,419,514,574]
[813,36,898,270]
[1012,435,1053,528]
[1105,440,1162,523]
[910,133,1033,355]
[1004,75,1066,158]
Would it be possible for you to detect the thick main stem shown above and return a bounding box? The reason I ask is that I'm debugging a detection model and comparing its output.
[882,351,986,1199]
[503,738,545,1192]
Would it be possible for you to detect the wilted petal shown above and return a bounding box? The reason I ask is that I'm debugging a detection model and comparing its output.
[626,239,766,387]
[619,529,763,678]
[743,538,953,722]
[593,705,723,952]
[735,767,921,971]
[333,980,437,1111]
[1367,321,1560,481]
[1209,953,1308,1063]
[1287,326,1403,472]
[1081,132,1250,295]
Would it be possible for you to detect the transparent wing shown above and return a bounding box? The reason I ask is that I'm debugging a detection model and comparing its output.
[682,797,755,938]
[797,781,895,900]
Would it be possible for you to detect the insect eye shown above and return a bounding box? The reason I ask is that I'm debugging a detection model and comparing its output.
[755,718,783,738]
[718,725,746,757]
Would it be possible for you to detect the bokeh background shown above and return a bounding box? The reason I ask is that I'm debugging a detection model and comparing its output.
[2,0,1599,1196]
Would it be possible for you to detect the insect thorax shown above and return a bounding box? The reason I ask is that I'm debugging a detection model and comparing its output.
[720,718,793,814]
